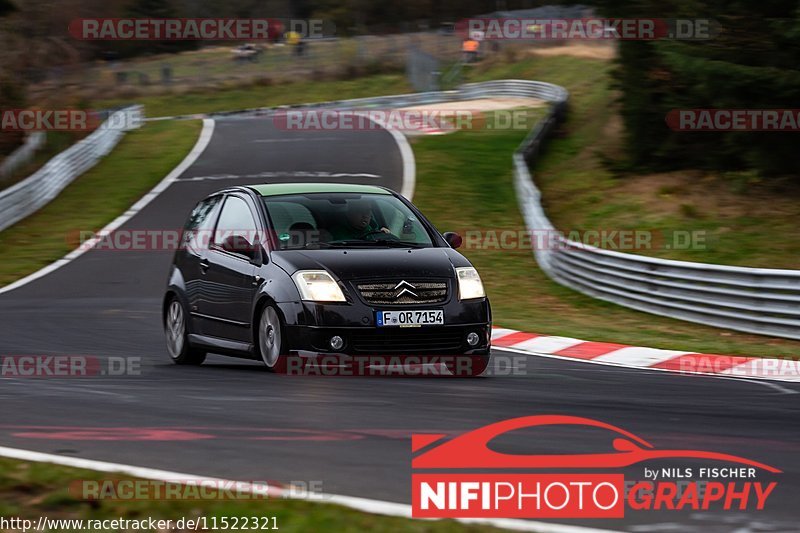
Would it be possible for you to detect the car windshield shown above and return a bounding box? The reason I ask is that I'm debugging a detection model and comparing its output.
[262,192,436,250]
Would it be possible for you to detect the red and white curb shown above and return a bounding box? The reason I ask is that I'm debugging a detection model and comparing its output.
[491,327,800,383]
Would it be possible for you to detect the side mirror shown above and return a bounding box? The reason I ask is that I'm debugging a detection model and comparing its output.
[222,235,261,263]
[443,232,463,249]
[249,241,265,266]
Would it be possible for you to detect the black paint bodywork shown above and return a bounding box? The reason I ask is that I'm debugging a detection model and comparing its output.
[164,186,492,360]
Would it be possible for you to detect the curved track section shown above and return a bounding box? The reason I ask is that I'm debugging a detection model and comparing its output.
[0,116,798,532]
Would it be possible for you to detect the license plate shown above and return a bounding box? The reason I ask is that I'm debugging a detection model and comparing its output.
[376,310,444,327]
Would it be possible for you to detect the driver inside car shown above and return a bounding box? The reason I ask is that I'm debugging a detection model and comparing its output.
[329,199,392,241]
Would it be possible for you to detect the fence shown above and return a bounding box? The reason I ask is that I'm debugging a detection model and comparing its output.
[28,32,466,103]
[406,45,440,92]
[0,107,143,233]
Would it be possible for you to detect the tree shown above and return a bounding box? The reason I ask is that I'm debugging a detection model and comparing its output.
[0,0,15,16]
[0,0,25,158]
[591,0,800,177]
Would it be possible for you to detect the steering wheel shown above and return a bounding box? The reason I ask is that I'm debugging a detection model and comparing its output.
[361,229,399,241]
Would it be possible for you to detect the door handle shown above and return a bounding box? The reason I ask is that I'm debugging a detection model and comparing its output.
[200,259,210,274]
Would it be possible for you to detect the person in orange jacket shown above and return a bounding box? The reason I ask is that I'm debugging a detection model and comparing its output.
[462,38,480,63]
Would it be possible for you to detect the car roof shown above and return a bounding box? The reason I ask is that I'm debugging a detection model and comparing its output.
[246,183,392,197]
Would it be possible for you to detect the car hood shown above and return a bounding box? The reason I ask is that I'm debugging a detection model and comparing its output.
[271,247,470,280]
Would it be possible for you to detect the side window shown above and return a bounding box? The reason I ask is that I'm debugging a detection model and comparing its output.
[213,196,260,254]
[185,196,220,231]
[183,196,221,252]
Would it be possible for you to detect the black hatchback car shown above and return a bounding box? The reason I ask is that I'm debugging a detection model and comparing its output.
[163,183,492,375]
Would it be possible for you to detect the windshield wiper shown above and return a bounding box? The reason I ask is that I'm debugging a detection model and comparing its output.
[372,239,425,248]
[323,240,425,248]
[301,242,338,249]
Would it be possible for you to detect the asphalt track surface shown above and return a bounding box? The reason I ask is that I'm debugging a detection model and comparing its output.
[1,117,799,532]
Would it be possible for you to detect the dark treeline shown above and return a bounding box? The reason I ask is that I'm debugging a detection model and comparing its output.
[590,0,800,177]
[3,0,799,177]
[291,0,547,32]
[2,0,552,67]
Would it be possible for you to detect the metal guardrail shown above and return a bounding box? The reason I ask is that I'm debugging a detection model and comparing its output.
[0,132,46,179]
[207,79,565,120]
[0,107,143,233]
[496,80,800,341]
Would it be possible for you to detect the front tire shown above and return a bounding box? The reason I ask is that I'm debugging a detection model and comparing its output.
[165,297,206,365]
[257,304,286,372]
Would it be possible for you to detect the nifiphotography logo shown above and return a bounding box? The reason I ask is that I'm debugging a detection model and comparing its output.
[411,415,780,519]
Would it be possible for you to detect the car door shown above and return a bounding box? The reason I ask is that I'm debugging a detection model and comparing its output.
[180,195,223,335]
[203,194,262,343]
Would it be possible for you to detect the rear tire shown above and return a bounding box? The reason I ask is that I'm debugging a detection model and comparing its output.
[165,297,206,365]
[257,304,286,372]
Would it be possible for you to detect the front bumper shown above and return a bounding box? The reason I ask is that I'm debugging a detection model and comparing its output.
[277,297,491,356]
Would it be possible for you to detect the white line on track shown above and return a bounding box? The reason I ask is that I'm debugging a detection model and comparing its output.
[0,118,216,297]
[356,112,416,200]
[0,446,619,533]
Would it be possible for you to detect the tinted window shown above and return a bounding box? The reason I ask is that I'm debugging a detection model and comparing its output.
[262,193,435,249]
[213,196,259,251]
[267,201,317,236]
[183,195,221,252]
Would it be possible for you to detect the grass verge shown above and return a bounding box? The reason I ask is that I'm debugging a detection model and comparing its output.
[0,458,492,532]
[468,54,800,269]
[0,120,201,288]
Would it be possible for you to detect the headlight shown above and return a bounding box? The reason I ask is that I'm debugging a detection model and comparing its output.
[292,270,346,302]
[456,267,485,300]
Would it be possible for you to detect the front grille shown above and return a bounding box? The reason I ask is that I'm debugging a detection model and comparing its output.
[350,328,464,354]
[356,280,448,305]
